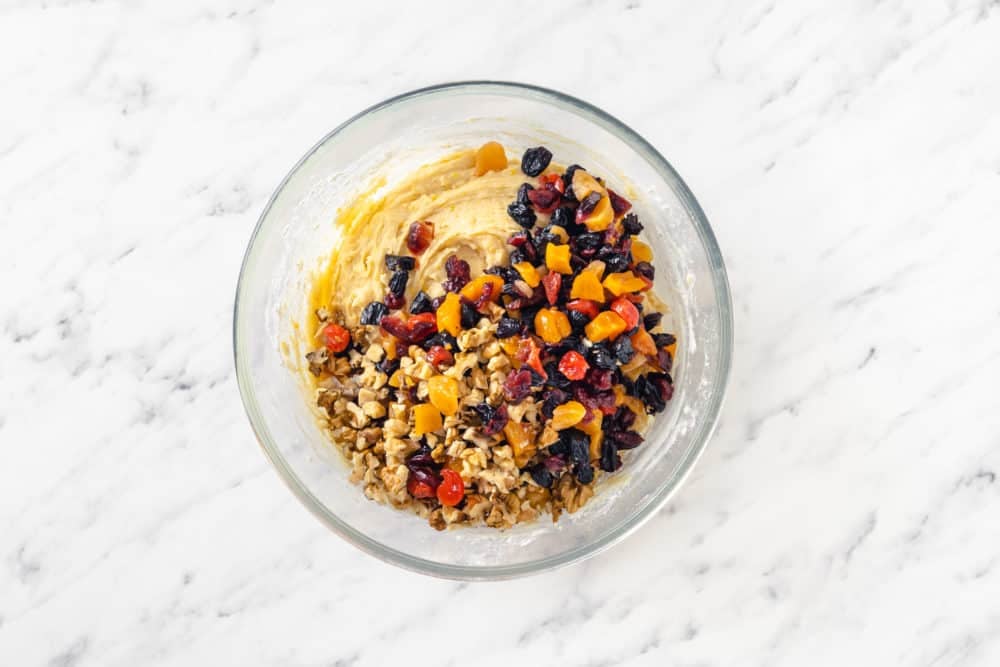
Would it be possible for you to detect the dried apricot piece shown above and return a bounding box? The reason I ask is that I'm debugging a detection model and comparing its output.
[412,403,443,436]
[475,141,508,176]
[427,375,459,416]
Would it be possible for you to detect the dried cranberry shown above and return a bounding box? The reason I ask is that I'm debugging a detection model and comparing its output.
[388,270,408,296]
[543,455,567,474]
[472,281,496,310]
[407,467,441,499]
[529,465,554,488]
[406,221,434,254]
[527,187,560,214]
[385,254,415,271]
[517,183,533,207]
[607,189,632,216]
[472,402,508,435]
[503,368,534,403]
[643,312,663,331]
[507,201,537,229]
[496,316,523,338]
[410,291,433,315]
[384,292,404,310]
[542,271,561,306]
[520,146,552,177]
[634,261,655,281]
[359,301,388,325]
[599,440,622,472]
[443,254,471,292]
[507,231,530,248]
[426,345,454,368]
[587,368,614,391]
[621,213,643,235]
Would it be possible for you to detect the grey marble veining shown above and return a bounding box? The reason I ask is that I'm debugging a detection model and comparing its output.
[2,0,1000,665]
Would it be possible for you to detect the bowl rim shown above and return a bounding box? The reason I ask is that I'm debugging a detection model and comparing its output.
[234,80,734,580]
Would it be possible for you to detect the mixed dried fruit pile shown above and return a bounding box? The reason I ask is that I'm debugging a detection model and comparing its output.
[306,143,676,530]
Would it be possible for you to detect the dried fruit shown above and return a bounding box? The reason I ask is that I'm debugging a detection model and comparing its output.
[543,245,570,277]
[572,169,604,201]
[503,368,534,402]
[634,261,655,281]
[426,345,454,369]
[621,212,643,235]
[407,469,439,499]
[388,270,408,296]
[380,312,438,344]
[413,403,443,436]
[567,309,589,334]
[599,440,621,472]
[566,299,600,320]
[475,141,508,176]
[607,189,632,216]
[517,183,533,207]
[515,336,547,379]
[541,387,570,417]
[460,275,504,305]
[570,271,605,302]
[385,254,415,271]
[576,192,601,218]
[428,375,459,416]
[534,308,572,344]
[359,301,388,326]
[609,430,644,450]
[642,312,663,331]
[476,402,509,435]
[579,193,613,231]
[550,206,576,229]
[527,187,560,213]
[496,316,523,338]
[558,350,589,381]
[631,239,653,263]
[603,271,647,296]
[507,201,537,229]
[542,271,561,305]
[630,326,658,356]
[436,469,465,506]
[460,302,479,329]
[584,311,627,343]
[587,344,616,370]
[406,221,435,254]
[551,401,587,430]
[611,335,635,363]
[610,296,640,331]
[562,429,590,466]
[520,146,553,177]
[436,292,462,337]
[384,292,404,310]
[443,254,471,292]
[529,466,554,488]
[513,261,541,288]
[318,323,350,354]
[504,420,537,467]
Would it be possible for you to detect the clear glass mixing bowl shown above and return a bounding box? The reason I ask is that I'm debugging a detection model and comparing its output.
[234,81,733,579]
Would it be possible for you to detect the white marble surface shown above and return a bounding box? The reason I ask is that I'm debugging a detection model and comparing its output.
[3,0,1000,664]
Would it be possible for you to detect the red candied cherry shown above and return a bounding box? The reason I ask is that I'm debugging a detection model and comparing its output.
[610,296,640,331]
[436,469,465,506]
[558,350,590,381]
[321,323,351,353]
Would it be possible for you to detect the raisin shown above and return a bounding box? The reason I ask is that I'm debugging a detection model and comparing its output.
[388,270,408,296]
[377,356,400,376]
[384,254,415,272]
[503,368,534,402]
[562,165,583,199]
[550,206,574,228]
[521,146,553,177]
[621,213,643,235]
[406,221,434,254]
[643,312,663,331]
[575,233,602,252]
[527,187,560,213]
[460,302,479,328]
[410,291,433,314]
[507,202,537,229]
[473,402,508,435]
[588,344,617,370]
[529,465,554,488]
[359,301,388,325]
[610,430,644,450]
[406,445,436,471]
[486,265,520,284]
[606,254,629,273]
[496,316,523,338]
[578,192,601,217]
[611,336,635,363]
[575,463,595,485]
[567,310,589,334]
[421,331,458,351]
[657,348,673,373]
[541,387,569,418]
[543,362,571,390]
[653,333,677,348]
[384,292,404,310]
[517,183,534,207]
[509,248,527,265]
[634,261,655,281]
[562,429,590,465]
[599,440,621,472]
[635,374,667,413]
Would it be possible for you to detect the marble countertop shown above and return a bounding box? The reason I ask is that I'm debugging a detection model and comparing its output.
[4,1,1000,665]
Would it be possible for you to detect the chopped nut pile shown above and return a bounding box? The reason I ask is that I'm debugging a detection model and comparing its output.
[306,143,677,530]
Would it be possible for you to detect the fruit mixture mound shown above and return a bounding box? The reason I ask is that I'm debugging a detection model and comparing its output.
[305,143,677,530]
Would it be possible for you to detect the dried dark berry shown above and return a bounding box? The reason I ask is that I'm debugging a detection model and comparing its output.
[588,344,617,370]
[562,430,590,465]
[634,261,655,281]
[473,402,508,435]
[575,463,595,485]
[508,248,527,265]
[430,295,445,310]
[406,221,435,254]
[407,444,436,470]
[568,310,589,334]
[541,387,569,418]
[503,368,534,402]
[521,146,553,177]
[388,270,408,296]
[657,348,673,373]
[611,336,635,363]
[507,201,537,229]
[550,206,574,228]
[635,373,673,413]
[384,254,415,272]
[621,213,643,235]
[548,439,570,457]
[653,333,677,348]
[578,192,601,217]
[384,292,404,310]
[575,232,603,252]
[607,189,632,216]
[562,165,583,196]
[643,312,663,331]
[422,331,458,351]
[443,254,471,291]
[496,316,523,338]
[460,302,479,329]
[587,368,614,391]
[517,183,533,207]
[529,465,554,488]
[543,455,567,473]
[610,430,644,450]
[599,440,621,472]
[410,291,433,315]
[527,187,560,213]
[359,301,388,325]
[377,356,400,376]
[543,362,571,389]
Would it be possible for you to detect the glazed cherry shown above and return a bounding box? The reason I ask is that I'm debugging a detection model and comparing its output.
[321,323,351,353]
[436,469,465,507]
[558,350,589,381]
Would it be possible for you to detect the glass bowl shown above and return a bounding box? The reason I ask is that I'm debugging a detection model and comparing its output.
[234,81,733,579]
